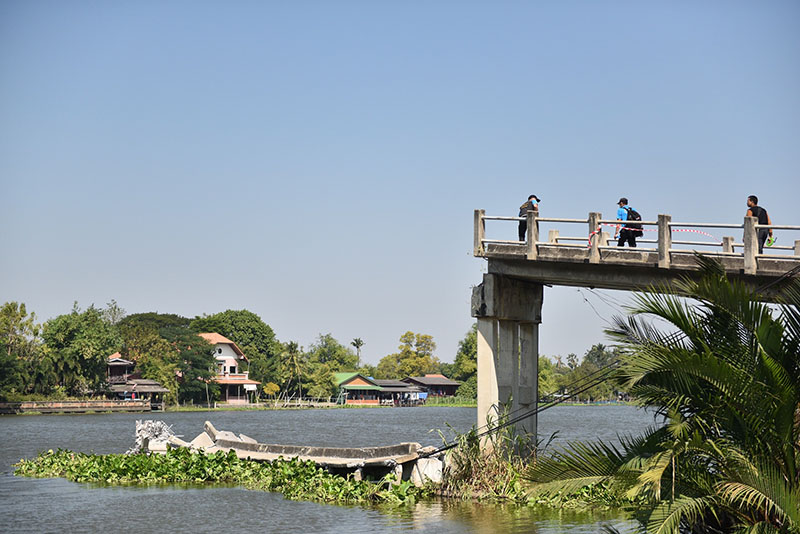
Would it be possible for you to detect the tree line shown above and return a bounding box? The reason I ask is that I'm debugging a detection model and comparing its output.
[0,300,622,404]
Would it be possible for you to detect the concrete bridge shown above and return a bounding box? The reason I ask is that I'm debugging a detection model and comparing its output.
[471,209,800,444]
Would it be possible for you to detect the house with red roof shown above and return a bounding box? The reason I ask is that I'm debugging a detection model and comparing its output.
[198,333,261,404]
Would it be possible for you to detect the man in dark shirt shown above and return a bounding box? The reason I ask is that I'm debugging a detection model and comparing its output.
[745,195,773,254]
[518,195,540,242]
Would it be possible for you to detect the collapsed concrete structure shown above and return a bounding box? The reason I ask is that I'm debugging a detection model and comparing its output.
[132,420,444,487]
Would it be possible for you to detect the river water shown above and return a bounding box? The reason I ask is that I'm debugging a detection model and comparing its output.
[0,405,658,533]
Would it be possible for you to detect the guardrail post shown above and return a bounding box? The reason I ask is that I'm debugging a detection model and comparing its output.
[601,231,611,247]
[548,229,559,243]
[474,209,485,256]
[526,211,538,260]
[658,214,672,268]
[744,216,758,274]
[589,212,601,263]
[722,236,734,253]
[795,240,800,257]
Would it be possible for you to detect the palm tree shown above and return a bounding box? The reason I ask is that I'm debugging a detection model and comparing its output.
[351,338,364,366]
[527,256,800,533]
[280,341,304,399]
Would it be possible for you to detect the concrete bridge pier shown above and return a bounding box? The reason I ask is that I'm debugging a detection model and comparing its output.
[471,274,543,449]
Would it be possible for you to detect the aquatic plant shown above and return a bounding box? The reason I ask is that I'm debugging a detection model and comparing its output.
[15,447,428,506]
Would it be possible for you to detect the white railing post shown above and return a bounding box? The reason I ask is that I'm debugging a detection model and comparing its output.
[658,214,672,269]
[474,209,485,256]
[589,212,601,264]
[744,216,758,274]
[548,229,560,243]
[526,211,539,260]
[722,236,734,253]
[795,240,800,257]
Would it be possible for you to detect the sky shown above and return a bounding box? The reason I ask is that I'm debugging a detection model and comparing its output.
[1,1,799,366]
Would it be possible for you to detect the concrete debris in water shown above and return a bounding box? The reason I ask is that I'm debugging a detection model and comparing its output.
[127,420,176,454]
[131,420,444,486]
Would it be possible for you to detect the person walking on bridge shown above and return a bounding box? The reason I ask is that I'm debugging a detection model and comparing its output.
[746,195,773,254]
[614,197,639,248]
[518,195,540,242]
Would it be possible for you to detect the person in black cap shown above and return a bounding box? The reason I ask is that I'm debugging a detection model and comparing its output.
[614,197,637,247]
[518,195,540,242]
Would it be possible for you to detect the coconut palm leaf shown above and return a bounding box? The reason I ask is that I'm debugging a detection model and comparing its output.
[646,495,719,534]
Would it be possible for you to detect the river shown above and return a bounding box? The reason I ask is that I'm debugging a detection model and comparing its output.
[0,405,658,533]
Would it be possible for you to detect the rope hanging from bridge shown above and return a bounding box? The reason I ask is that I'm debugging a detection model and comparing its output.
[419,360,621,458]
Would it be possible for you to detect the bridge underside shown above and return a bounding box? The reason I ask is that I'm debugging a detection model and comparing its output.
[485,243,798,299]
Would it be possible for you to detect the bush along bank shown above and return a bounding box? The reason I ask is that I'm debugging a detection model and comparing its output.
[15,447,429,506]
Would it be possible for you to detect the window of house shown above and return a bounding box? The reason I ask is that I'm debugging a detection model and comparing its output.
[230,366,236,374]
[217,348,222,354]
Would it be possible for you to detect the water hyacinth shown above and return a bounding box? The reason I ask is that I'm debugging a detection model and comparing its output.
[15,447,428,506]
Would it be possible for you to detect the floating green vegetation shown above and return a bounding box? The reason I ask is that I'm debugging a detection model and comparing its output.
[15,448,429,506]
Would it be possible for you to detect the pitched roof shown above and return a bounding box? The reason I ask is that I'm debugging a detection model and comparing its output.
[107,353,134,366]
[334,373,380,388]
[198,332,246,358]
[403,374,461,386]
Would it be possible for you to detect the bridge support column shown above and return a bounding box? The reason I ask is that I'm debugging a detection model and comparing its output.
[472,274,543,451]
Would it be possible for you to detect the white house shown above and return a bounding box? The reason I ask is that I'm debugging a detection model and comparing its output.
[198,332,261,404]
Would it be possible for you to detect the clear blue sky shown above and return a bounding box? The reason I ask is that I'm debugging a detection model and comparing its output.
[2,1,798,365]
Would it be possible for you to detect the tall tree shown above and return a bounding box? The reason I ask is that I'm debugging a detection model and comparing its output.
[0,302,42,398]
[351,338,364,366]
[119,324,179,405]
[41,303,122,395]
[451,324,477,381]
[279,341,306,397]
[159,327,218,404]
[375,331,440,379]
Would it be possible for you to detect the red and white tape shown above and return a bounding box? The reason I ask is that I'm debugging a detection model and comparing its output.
[586,224,718,247]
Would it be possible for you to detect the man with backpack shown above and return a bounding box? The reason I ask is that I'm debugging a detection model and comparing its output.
[518,195,540,242]
[615,197,642,248]
[745,195,773,254]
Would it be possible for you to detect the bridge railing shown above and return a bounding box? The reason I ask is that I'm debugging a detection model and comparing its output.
[474,210,800,274]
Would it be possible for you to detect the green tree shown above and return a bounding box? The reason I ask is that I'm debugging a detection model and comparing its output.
[0,302,42,398]
[537,356,556,395]
[376,331,440,379]
[41,303,123,396]
[119,324,179,405]
[118,312,192,332]
[307,334,358,370]
[527,257,800,532]
[279,341,306,397]
[160,327,218,404]
[451,324,477,381]
[304,334,357,396]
